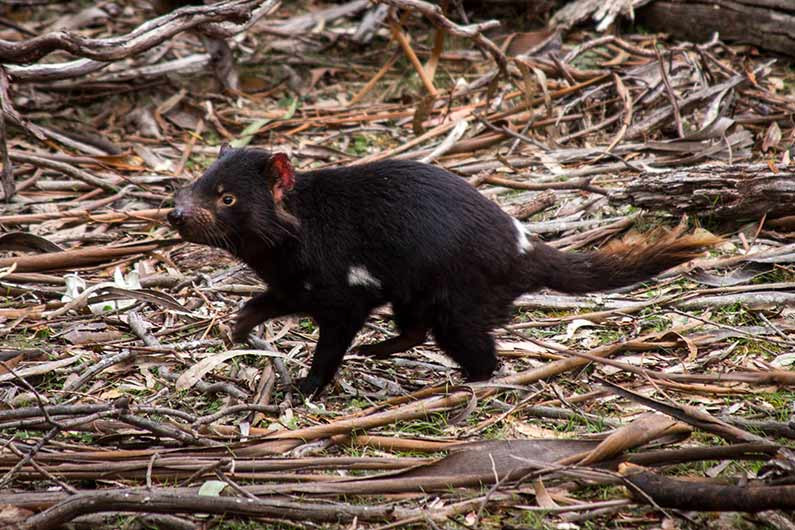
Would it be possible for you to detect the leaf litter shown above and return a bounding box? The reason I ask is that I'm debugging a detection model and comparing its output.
[0,0,794,528]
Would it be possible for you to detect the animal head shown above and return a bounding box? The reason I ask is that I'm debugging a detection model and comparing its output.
[168,146,296,254]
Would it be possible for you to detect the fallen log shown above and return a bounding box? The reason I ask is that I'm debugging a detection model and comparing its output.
[552,0,795,57]
[621,463,795,512]
[638,1,795,58]
[608,164,795,221]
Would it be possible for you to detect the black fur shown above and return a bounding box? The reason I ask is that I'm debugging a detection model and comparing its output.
[169,148,715,396]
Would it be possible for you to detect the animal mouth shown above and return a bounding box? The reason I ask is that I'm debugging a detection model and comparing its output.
[169,219,204,244]
[167,206,233,250]
[171,223,199,243]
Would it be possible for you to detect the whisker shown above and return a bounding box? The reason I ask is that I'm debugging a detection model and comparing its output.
[213,219,239,252]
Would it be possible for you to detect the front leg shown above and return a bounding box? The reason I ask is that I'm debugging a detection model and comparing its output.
[232,291,303,343]
[298,312,369,397]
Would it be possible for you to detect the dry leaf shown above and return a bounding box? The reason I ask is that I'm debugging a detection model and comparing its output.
[176,349,284,391]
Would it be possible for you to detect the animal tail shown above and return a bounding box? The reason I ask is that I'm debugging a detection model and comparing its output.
[525,225,721,294]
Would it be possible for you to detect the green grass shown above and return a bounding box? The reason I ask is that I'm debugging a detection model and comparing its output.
[350,134,371,156]
[299,318,317,333]
[519,510,557,529]
[751,267,795,284]
[212,518,308,530]
[184,154,215,173]
[392,413,449,437]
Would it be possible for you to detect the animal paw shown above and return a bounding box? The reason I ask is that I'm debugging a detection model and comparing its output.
[350,343,390,359]
[231,306,261,343]
[231,318,255,343]
[296,374,323,398]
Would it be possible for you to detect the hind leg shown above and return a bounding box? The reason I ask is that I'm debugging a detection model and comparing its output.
[354,303,430,358]
[432,316,498,382]
[355,325,428,358]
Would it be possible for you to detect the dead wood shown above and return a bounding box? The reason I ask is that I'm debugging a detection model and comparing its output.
[621,443,780,468]
[0,208,171,226]
[16,490,401,529]
[609,164,795,220]
[0,240,178,272]
[621,463,795,512]
[638,1,795,57]
[272,0,370,33]
[1,3,795,528]
[1,1,275,65]
[552,0,654,31]
[598,379,769,444]
[553,0,795,57]
[373,0,506,70]
[0,69,12,201]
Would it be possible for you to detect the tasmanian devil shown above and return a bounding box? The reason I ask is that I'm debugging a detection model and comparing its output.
[168,146,719,396]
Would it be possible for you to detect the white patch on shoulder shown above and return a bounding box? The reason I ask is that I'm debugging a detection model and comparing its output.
[512,218,534,254]
[347,265,381,289]
[303,282,313,291]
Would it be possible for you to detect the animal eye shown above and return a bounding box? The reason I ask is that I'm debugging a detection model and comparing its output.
[220,193,236,206]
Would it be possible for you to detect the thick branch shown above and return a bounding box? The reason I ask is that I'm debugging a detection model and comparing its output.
[609,164,795,220]
[639,0,795,57]
[20,490,401,529]
[621,463,795,512]
[0,68,13,201]
[3,0,277,81]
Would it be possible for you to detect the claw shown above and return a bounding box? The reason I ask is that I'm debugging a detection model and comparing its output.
[351,343,391,359]
[297,374,323,398]
[231,318,254,343]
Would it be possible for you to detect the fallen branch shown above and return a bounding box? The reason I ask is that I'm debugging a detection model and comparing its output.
[598,378,769,444]
[10,152,119,192]
[0,0,269,64]
[5,0,279,82]
[374,0,506,71]
[0,208,171,226]
[237,327,694,455]
[18,490,401,529]
[621,463,795,512]
[609,164,795,220]
[0,240,179,272]
[638,0,795,58]
[0,68,13,201]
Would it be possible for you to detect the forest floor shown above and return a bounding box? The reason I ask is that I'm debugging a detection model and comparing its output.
[1,1,794,529]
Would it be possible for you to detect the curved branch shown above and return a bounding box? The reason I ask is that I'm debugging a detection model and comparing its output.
[374,0,507,71]
[6,58,106,83]
[20,490,390,529]
[0,0,276,64]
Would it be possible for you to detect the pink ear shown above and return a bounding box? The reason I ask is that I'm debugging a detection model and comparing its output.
[270,153,295,203]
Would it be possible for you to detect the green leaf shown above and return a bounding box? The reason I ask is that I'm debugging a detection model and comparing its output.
[231,118,271,148]
[231,97,299,148]
[280,96,298,120]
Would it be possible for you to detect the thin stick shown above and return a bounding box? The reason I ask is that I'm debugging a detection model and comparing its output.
[349,49,402,106]
[0,67,13,201]
[656,45,684,138]
[390,17,438,97]
[174,119,204,177]
[423,0,448,79]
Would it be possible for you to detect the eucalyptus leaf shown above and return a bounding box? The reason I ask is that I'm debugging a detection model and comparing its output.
[198,480,227,496]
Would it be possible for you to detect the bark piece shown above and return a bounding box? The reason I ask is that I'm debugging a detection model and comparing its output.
[552,0,654,31]
[638,0,795,57]
[621,463,795,512]
[609,164,795,220]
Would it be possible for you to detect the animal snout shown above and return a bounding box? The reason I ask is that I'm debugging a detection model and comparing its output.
[167,208,186,227]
